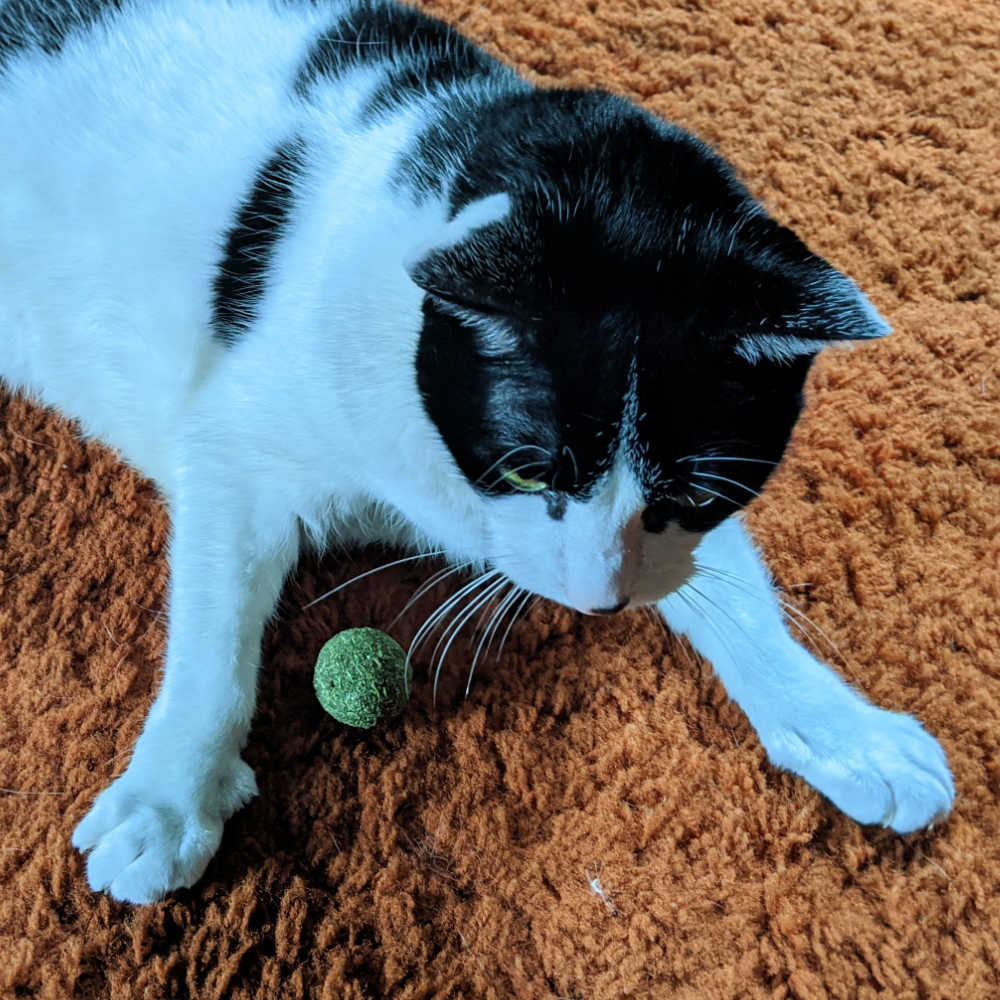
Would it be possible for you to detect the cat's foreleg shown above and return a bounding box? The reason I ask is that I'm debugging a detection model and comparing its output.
[72,459,300,903]
[658,516,954,832]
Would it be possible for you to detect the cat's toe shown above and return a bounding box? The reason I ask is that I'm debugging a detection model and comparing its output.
[99,812,221,904]
[73,754,256,903]
[765,706,954,834]
[862,710,954,833]
[76,784,222,903]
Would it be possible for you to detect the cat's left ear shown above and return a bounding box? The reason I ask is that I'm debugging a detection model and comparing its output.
[734,224,892,364]
[404,193,517,315]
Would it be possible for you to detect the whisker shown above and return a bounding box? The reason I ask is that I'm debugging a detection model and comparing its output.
[467,582,521,697]
[408,570,499,671]
[640,604,670,641]
[694,565,852,676]
[482,459,551,492]
[476,582,523,662]
[679,478,742,507]
[562,444,580,485]
[771,596,852,676]
[681,582,771,662]
[432,576,510,702]
[475,444,553,489]
[314,34,388,46]
[679,455,778,467]
[388,559,477,629]
[674,590,716,660]
[687,471,761,498]
[674,588,745,678]
[302,549,446,610]
[495,590,537,662]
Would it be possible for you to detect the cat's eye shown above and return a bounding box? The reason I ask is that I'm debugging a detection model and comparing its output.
[502,469,549,493]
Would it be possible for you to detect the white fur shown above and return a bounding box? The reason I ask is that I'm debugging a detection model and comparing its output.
[1,0,953,903]
[661,518,953,833]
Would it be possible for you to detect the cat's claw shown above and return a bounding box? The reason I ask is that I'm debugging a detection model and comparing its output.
[72,756,257,903]
[762,705,954,834]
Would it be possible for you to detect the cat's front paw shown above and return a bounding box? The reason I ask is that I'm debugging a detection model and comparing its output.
[72,755,257,903]
[764,706,954,834]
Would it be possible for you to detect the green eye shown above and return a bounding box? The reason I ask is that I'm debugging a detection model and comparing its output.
[502,469,549,493]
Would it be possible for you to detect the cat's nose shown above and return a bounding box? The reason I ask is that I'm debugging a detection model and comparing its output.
[589,597,630,615]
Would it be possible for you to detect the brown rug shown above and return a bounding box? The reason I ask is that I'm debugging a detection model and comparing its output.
[2,0,999,996]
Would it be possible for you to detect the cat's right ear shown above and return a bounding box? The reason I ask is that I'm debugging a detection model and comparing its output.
[404,193,516,315]
[726,221,892,365]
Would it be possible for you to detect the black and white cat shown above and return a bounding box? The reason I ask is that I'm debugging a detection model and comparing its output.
[0,0,953,904]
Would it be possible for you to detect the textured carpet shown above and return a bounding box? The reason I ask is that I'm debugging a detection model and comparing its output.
[2,0,999,996]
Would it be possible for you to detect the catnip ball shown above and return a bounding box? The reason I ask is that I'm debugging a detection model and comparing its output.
[313,627,411,728]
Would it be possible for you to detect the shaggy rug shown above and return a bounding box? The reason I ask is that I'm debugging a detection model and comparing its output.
[2,0,998,997]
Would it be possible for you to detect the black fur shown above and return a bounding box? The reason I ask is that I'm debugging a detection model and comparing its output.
[0,0,125,71]
[212,139,307,346]
[412,90,885,528]
[294,0,505,120]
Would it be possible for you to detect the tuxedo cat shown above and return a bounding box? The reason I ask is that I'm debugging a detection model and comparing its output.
[0,0,953,903]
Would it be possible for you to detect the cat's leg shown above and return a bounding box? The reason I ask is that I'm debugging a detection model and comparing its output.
[72,459,301,903]
[658,515,954,832]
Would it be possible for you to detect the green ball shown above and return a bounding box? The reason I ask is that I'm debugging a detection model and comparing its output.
[313,627,411,728]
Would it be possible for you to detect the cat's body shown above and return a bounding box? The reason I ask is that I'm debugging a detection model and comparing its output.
[0,0,953,904]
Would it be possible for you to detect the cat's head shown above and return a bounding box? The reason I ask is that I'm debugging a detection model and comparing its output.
[406,91,888,614]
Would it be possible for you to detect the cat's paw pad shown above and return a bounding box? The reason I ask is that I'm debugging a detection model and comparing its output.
[766,707,954,834]
[72,757,257,903]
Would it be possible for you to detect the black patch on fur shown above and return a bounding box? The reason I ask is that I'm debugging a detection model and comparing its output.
[545,492,568,521]
[413,90,886,532]
[212,138,306,345]
[294,0,501,118]
[0,0,125,71]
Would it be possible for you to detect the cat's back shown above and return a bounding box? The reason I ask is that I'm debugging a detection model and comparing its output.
[0,0,339,345]
[0,0,376,479]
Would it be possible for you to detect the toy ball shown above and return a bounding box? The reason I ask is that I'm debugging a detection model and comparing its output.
[313,627,411,728]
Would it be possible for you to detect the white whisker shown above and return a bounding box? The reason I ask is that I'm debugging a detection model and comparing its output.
[688,470,761,498]
[475,444,553,489]
[680,455,777,467]
[640,604,669,640]
[562,444,579,486]
[675,588,745,676]
[302,549,446,609]
[482,459,551,492]
[695,565,851,676]
[682,582,770,662]
[432,575,509,701]
[467,582,521,696]
[474,582,522,662]
[680,478,741,507]
[495,589,537,662]
[388,559,476,629]
[408,570,499,671]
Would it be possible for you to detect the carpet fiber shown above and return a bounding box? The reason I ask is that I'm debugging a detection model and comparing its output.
[2,0,999,997]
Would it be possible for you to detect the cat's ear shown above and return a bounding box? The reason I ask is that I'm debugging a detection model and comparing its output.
[732,224,891,364]
[405,193,516,315]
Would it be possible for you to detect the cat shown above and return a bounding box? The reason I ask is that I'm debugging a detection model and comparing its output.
[0,0,954,904]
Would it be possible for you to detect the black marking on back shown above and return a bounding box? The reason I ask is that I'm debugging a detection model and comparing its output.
[294,0,502,116]
[0,0,126,72]
[212,138,307,346]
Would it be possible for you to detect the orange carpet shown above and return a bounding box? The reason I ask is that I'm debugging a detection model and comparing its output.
[2,0,999,996]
